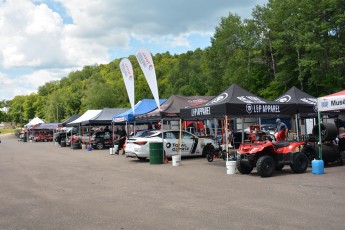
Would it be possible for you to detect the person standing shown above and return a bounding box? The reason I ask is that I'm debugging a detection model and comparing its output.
[274,118,288,139]
[276,126,287,142]
[115,126,127,155]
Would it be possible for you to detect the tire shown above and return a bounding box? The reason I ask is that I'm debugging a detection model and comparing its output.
[96,142,104,150]
[202,145,214,157]
[312,123,338,141]
[60,141,66,147]
[137,157,147,161]
[302,145,317,163]
[290,152,308,173]
[207,153,214,162]
[236,158,253,174]
[221,150,227,161]
[72,142,80,150]
[256,155,275,177]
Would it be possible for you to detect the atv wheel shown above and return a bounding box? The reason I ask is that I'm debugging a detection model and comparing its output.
[290,152,308,173]
[207,153,214,162]
[236,159,253,174]
[256,155,275,177]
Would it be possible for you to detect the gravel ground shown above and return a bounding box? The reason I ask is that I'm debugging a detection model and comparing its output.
[0,133,345,230]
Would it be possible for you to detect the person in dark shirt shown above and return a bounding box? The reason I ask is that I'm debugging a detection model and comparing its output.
[115,126,127,155]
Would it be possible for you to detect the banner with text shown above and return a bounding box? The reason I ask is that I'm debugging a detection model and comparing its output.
[135,47,160,110]
[119,58,135,113]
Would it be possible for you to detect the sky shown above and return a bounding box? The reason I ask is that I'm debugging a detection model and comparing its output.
[0,0,268,101]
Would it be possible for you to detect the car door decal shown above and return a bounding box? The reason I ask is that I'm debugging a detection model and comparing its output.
[191,138,198,154]
[166,142,172,148]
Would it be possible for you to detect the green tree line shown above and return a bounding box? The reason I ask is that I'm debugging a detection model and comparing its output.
[1,0,344,125]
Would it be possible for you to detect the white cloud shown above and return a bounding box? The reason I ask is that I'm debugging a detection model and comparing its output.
[0,68,74,100]
[0,0,267,100]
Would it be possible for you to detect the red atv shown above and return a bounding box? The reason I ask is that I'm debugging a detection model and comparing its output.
[236,136,309,177]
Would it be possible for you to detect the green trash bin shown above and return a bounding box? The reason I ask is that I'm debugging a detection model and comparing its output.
[23,137,27,142]
[149,142,164,164]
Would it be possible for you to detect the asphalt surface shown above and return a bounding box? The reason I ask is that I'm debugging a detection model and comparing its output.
[0,133,345,230]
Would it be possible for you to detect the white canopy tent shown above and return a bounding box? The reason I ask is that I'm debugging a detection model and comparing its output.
[316,90,345,160]
[317,90,345,112]
[25,117,45,128]
[66,110,102,126]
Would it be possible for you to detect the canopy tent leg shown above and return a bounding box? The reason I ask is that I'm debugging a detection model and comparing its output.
[179,119,182,160]
[317,111,322,160]
[295,114,300,141]
[225,115,229,161]
[241,117,245,144]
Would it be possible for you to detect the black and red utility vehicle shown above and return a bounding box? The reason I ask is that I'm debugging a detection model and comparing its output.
[236,136,308,177]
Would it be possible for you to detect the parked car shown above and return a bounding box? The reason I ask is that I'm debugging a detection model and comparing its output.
[54,128,77,144]
[34,132,53,142]
[91,131,113,150]
[125,130,214,160]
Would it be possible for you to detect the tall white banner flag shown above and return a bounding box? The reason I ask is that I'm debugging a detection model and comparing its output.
[135,47,160,110]
[119,58,135,113]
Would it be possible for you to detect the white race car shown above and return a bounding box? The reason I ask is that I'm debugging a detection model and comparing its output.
[125,130,214,160]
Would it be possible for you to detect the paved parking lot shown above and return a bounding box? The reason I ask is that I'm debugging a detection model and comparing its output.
[0,133,345,230]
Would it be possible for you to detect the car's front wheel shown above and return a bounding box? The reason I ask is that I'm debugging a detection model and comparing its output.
[137,157,147,161]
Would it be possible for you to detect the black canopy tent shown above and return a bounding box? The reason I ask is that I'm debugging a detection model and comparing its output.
[180,84,297,150]
[275,86,317,139]
[79,108,129,144]
[180,84,297,120]
[275,86,317,117]
[60,114,81,127]
[81,108,129,126]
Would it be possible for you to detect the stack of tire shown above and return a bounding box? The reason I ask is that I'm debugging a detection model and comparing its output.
[60,140,66,147]
[71,142,81,150]
[307,123,342,165]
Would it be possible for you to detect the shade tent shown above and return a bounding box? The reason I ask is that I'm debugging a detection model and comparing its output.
[81,108,128,126]
[316,90,345,163]
[112,99,167,123]
[60,114,81,127]
[317,90,345,112]
[136,95,214,120]
[30,123,59,130]
[25,117,45,128]
[275,86,317,117]
[66,110,102,126]
[180,84,297,120]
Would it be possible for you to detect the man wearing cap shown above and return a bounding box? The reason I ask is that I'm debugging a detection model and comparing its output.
[274,118,288,139]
